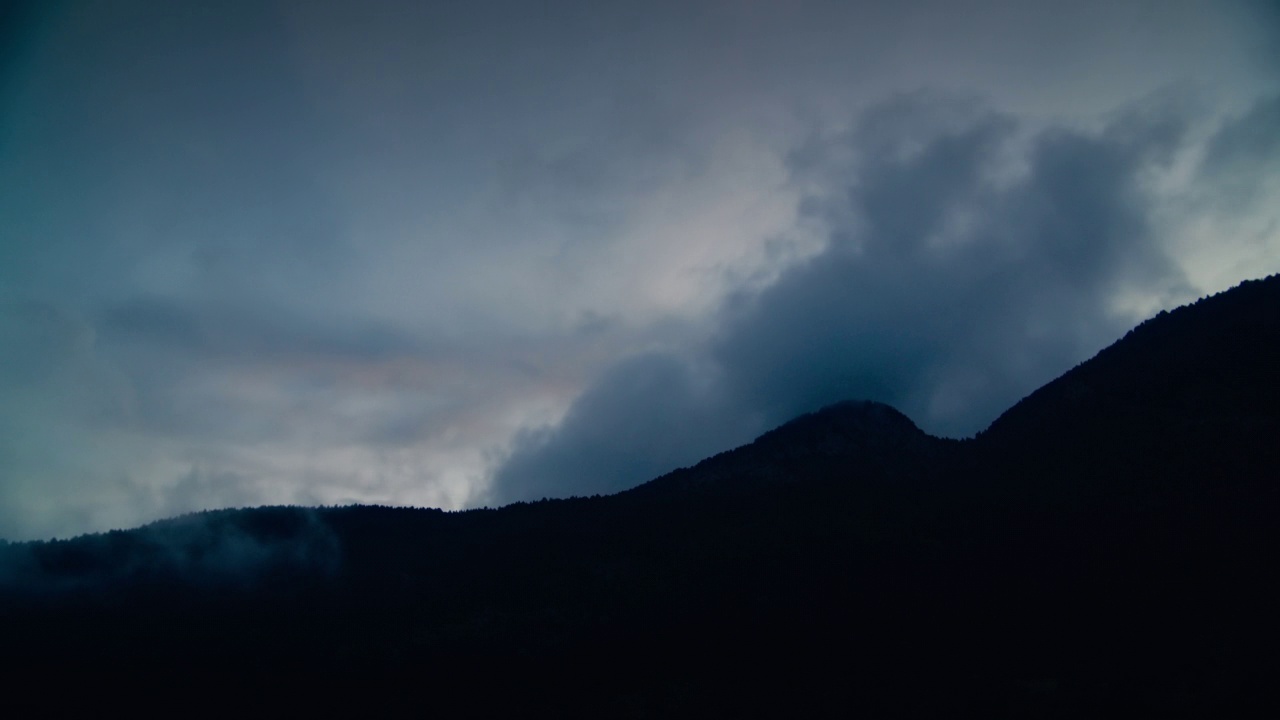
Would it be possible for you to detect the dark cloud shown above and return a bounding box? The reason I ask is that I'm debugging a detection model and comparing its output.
[488,353,759,504]
[718,96,1189,435]
[493,95,1193,500]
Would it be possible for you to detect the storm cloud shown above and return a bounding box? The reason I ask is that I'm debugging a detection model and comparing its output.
[490,93,1260,502]
[2,1,1278,537]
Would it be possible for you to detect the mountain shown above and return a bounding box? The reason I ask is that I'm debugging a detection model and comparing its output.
[2,276,1278,716]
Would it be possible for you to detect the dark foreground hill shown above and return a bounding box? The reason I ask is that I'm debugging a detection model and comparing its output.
[2,277,1278,716]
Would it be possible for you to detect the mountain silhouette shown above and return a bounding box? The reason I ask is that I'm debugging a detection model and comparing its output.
[2,276,1278,717]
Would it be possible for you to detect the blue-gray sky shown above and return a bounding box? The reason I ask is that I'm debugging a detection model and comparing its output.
[2,0,1278,538]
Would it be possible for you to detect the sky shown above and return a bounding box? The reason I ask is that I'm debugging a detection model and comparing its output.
[1,0,1278,540]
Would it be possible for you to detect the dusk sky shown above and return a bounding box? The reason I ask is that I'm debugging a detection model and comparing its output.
[2,0,1278,540]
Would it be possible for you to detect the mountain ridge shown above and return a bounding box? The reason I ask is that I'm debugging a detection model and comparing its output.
[2,275,1278,716]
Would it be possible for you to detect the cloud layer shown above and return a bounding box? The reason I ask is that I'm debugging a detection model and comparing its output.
[1,1,1278,537]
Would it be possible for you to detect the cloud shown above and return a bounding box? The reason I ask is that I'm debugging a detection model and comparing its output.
[492,94,1195,500]
[1161,93,1280,294]
[0,507,341,595]
[2,1,1276,537]
[718,95,1190,435]
[488,352,758,504]
[0,294,148,540]
[1198,94,1280,209]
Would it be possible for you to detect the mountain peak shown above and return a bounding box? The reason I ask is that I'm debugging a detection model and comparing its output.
[766,399,923,442]
[629,399,940,495]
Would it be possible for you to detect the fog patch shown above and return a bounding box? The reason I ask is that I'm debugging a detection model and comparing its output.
[0,507,341,597]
